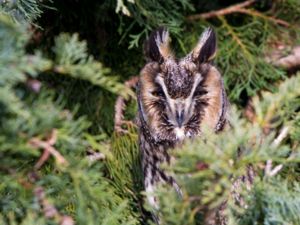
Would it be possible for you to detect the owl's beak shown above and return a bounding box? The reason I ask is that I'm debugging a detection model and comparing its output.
[175,110,185,127]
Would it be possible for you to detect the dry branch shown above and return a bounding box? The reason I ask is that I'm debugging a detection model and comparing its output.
[34,186,75,225]
[186,0,255,20]
[29,129,68,168]
[25,172,74,224]
[186,0,289,27]
[114,76,139,133]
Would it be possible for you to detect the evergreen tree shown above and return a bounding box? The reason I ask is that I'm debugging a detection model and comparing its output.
[0,0,299,224]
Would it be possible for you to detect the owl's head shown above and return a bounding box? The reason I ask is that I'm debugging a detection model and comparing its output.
[138,27,228,142]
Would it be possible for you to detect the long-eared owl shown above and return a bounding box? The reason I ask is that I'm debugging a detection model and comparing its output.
[137,27,229,211]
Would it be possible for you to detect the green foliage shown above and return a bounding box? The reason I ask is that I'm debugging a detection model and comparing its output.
[234,179,300,225]
[0,12,138,224]
[0,0,45,23]
[116,0,194,48]
[216,18,285,102]
[156,73,300,225]
[106,129,144,223]
[0,14,51,83]
[1,0,300,224]
[53,33,132,97]
[252,74,300,130]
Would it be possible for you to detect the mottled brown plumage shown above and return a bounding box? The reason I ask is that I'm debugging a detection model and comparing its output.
[137,27,229,219]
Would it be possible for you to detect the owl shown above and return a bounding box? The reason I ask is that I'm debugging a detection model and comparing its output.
[137,27,228,217]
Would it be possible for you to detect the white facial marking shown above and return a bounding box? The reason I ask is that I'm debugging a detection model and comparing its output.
[155,72,205,133]
[188,72,203,100]
[174,127,185,140]
[155,74,170,99]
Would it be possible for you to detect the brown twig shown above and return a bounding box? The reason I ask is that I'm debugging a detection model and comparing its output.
[114,76,139,134]
[186,0,289,27]
[186,0,255,20]
[33,129,58,169]
[29,129,68,169]
[35,150,51,169]
[34,186,74,225]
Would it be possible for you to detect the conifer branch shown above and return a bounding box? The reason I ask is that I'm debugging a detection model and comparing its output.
[1,1,300,224]
[236,8,290,27]
[219,16,253,61]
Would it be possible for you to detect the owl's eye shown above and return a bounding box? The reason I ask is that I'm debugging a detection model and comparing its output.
[151,89,165,97]
[193,86,207,97]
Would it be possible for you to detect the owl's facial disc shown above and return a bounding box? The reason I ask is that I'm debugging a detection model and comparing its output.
[155,71,203,131]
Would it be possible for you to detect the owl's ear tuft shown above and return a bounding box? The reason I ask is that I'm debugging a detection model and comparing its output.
[144,27,172,63]
[192,27,217,64]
